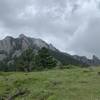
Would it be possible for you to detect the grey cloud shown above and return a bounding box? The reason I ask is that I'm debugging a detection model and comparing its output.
[68,17,100,57]
[0,0,100,57]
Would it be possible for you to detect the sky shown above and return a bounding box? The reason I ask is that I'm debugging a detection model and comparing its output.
[0,0,100,58]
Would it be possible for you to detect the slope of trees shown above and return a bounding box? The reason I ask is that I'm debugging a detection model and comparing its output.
[12,47,57,72]
[49,50,88,67]
[14,48,35,72]
[34,47,57,70]
[0,47,88,72]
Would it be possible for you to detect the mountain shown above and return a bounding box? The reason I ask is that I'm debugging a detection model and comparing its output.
[0,34,58,60]
[0,34,100,66]
[0,34,86,66]
[73,55,100,66]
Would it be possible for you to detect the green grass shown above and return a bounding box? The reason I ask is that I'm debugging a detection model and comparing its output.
[0,67,100,100]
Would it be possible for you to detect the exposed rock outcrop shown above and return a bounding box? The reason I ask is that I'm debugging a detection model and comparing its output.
[0,34,58,60]
[73,55,100,66]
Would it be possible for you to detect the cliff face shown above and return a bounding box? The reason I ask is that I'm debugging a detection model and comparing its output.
[0,34,58,60]
[73,55,100,66]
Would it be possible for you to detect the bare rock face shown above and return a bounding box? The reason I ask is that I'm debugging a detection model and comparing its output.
[0,34,58,60]
[49,44,58,51]
[92,55,100,66]
[73,55,89,63]
[12,50,22,58]
[18,34,50,50]
[0,36,14,54]
[0,54,6,60]
[73,55,100,66]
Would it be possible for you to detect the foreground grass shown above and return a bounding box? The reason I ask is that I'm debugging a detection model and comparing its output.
[0,67,100,100]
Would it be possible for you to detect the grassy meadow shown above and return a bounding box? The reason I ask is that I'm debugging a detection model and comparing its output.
[0,67,100,100]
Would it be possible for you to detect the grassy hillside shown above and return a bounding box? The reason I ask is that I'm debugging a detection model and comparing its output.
[0,67,100,100]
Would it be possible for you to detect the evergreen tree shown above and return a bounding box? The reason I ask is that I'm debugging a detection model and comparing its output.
[12,47,57,71]
[14,48,35,72]
[0,61,8,71]
[34,47,57,70]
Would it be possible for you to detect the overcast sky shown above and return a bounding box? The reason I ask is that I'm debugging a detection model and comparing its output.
[0,0,100,58]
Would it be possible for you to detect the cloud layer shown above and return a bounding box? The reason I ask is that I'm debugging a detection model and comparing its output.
[0,0,100,58]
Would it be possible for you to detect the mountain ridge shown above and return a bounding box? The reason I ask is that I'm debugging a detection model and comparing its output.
[0,34,58,59]
[0,34,100,66]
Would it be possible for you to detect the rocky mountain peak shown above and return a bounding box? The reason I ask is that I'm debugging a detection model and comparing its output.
[49,44,58,51]
[4,36,13,40]
[73,54,100,66]
[92,55,100,60]
[92,55,100,65]
[0,34,58,60]
[19,34,27,38]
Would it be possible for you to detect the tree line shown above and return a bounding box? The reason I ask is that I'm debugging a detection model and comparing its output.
[0,47,57,72]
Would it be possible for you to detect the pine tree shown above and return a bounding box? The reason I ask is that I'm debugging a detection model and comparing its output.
[34,47,57,70]
[14,48,35,72]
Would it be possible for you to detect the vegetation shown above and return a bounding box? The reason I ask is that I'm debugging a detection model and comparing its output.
[0,47,57,72]
[49,50,88,67]
[14,48,35,72]
[34,47,57,70]
[0,67,100,100]
[0,46,89,72]
[0,61,8,71]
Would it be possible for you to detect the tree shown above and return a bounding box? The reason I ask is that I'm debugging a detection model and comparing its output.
[14,48,35,72]
[0,61,8,71]
[13,47,57,72]
[34,47,57,70]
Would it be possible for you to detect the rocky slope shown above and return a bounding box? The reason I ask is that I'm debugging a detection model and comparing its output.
[0,34,58,60]
[73,55,100,66]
